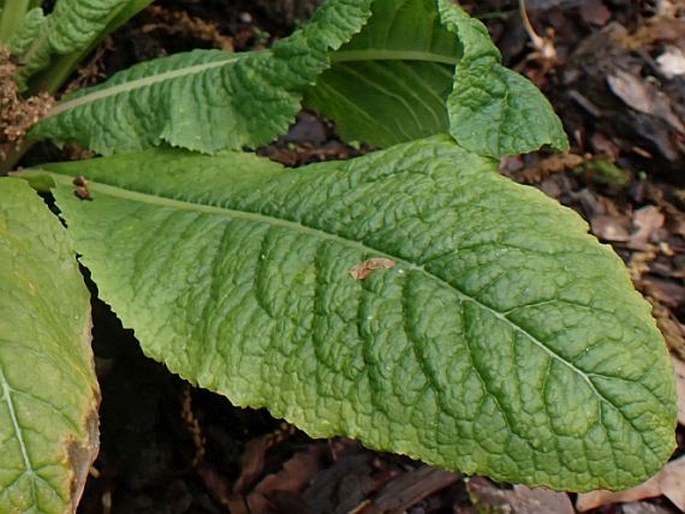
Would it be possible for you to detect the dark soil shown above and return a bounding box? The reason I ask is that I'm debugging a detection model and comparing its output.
[14,1,685,513]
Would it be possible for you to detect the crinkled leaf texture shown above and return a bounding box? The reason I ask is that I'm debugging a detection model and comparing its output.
[304,0,567,156]
[34,136,675,492]
[30,0,565,158]
[436,0,568,157]
[0,179,99,513]
[9,0,136,89]
[29,0,373,155]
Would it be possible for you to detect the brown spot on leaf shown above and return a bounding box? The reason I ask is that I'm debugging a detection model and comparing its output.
[349,258,396,280]
[67,395,100,512]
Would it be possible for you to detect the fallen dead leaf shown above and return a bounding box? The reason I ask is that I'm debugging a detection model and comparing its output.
[658,457,685,512]
[350,258,396,280]
[514,152,584,184]
[233,422,298,494]
[630,205,665,249]
[352,465,460,514]
[233,436,270,495]
[247,444,325,514]
[468,477,574,514]
[630,245,659,282]
[576,455,685,511]
[641,278,685,309]
[302,451,376,514]
[607,69,685,135]
[580,0,611,26]
[649,300,685,360]
[622,501,676,514]
[591,214,631,242]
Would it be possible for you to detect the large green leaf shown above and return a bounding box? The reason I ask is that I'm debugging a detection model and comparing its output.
[304,0,567,156]
[303,0,459,147]
[29,0,373,154]
[0,179,99,513]
[32,136,675,491]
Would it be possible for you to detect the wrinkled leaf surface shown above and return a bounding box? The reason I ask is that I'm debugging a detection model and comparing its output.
[437,0,568,157]
[32,136,676,491]
[30,0,373,154]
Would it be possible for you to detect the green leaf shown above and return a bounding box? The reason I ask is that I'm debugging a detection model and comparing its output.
[303,0,567,157]
[8,7,45,56]
[437,0,568,157]
[0,179,99,513]
[0,0,36,43]
[34,136,675,491]
[30,0,374,154]
[11,0,134,89]
[6,6,46,90]
[303,0,460,147]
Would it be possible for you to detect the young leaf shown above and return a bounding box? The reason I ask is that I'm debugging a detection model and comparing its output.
[303,0,460,147]
[11,0,135,89]
[7,6,44,56]
[33,137,675,492]
[29,0,374,155]
[437,0,568,157]
[303,0,567,157]
[0,0,39,43]
[0,179,99,513]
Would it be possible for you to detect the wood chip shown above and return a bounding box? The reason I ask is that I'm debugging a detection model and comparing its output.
[352,465,460,514]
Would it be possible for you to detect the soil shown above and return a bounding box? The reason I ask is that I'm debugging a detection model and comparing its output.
[10,1,685,513]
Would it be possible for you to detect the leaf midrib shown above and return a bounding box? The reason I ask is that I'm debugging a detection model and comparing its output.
[42,48,457,120]
[331,49,458,65]
[0,365,37,501]
[47,172,629,425]
[45,53,246,118]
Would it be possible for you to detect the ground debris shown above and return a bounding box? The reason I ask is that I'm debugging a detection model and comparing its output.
[0,47,54,161]
[551,20,685,175]
[468,476,574,514]
[630,205,666,249]
[576,455,685,512]
[349,465,460,514]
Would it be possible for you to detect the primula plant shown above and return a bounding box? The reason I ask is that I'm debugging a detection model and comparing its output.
[0,0,678,512]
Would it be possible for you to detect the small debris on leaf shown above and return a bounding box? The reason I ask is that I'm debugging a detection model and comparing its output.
[349,258,396,280]
[73,175,89,187]
[73,176,93,200]
[74,187,92,201]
